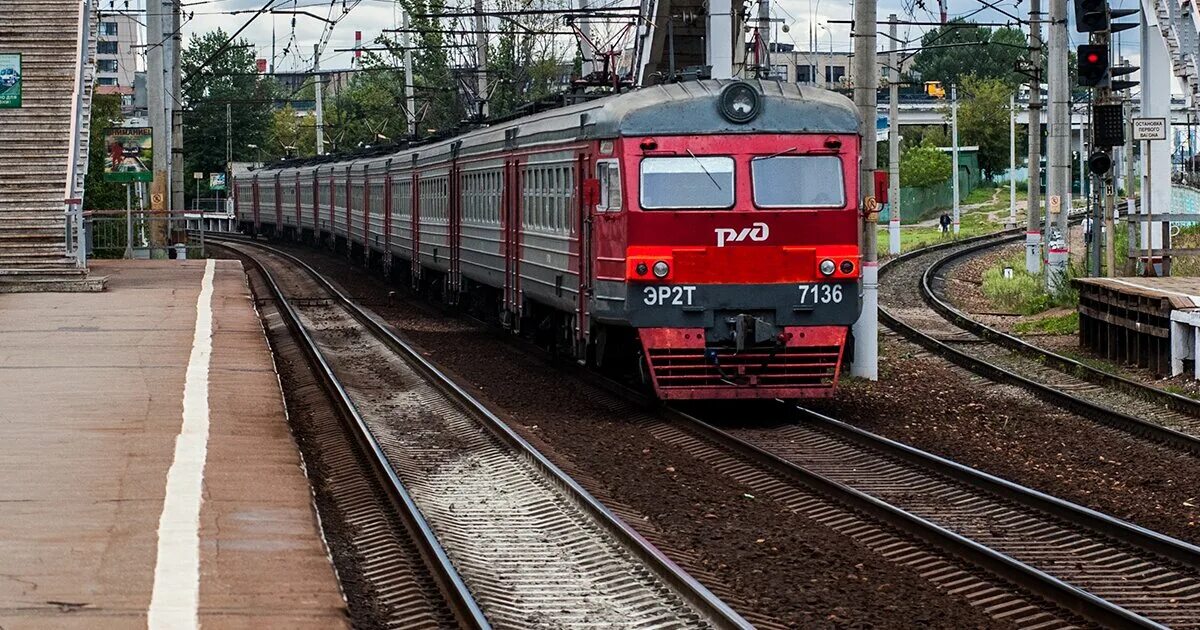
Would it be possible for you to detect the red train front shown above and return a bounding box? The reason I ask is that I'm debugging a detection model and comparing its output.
[235,80,863,400]
[585,81,862,399]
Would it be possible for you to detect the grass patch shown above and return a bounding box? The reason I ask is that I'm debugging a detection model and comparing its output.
[878,208,1006,253]
[1013,312,1079,335]
[981,255,1079,315]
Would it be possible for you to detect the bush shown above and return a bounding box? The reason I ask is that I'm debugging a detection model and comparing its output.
[900,144,953,189]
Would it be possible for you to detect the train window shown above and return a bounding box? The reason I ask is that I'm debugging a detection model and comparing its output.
[639,156,735,209]
[751,155,845,208]
[596,160,621,212]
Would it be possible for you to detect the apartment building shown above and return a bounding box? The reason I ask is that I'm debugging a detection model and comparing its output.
[95,13,139,96]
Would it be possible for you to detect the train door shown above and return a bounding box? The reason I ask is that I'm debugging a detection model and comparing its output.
[312,172,320,239]
[274,174,282,230]
[384,159,393,272]
[294,172,301,232]
[328,171,336,243]
[251,178,260,233]
[576,152,593,356]
[502,157,523,329]
[362,164,371,247]
[410,165,420,285]
[344,166,353,252]
[448,142,462,303]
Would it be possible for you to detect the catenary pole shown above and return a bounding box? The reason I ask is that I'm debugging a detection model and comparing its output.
[952,83,960,234]
[1046,0,1069,289]
[888,14,900,255]
[403,12,416,134]
[851,0,878,380]
[1026,0,1044,273]
[147,0,167,250]
[475,0,488,118]
[170,0,184,245]
[1010,93,1017,227]
[314,44,325,154]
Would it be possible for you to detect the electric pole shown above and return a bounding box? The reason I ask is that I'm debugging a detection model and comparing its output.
[402,12,416,135]
[888,14,900,255]
[147,0,168,250]
[952,83,960,234]
[756,0,770,77]
[1046,0,1070,290]
[1026,0,1044,274]
[314,44,325,155]
[1010,93,1017,228]
[170,0,184,244]
[474,0,488,118]
[851,0,878,381]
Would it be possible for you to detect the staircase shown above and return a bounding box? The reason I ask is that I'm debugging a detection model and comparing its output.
[1144,0,1200,107]
[0,0,104,292]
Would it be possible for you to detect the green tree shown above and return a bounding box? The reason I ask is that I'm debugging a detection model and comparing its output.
[900,144,953,188]
[181,29,278,183]
[268,105,316,159]
[912,21,1027,89]
[324,63,409,150]
[953,75,1015,179]
[83,93,126,209]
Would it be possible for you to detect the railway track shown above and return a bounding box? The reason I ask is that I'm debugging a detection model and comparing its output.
[672,403,1200,628]
[879,231,1200,455]
[214,237,751,630]
[220,233,1200,628]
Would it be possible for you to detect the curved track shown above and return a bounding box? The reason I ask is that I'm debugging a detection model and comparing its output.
[215,237,751,630]
[675,403,1200,628]
[880,231,1200,455]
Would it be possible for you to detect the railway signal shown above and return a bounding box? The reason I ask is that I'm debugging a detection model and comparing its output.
[1072,0,1140,276]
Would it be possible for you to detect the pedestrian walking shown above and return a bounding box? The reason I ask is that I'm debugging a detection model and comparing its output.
[939,212,951,236]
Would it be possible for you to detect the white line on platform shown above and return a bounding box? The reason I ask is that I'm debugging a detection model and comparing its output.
[148,259,216,630]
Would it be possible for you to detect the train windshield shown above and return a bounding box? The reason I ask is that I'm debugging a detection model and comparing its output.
[639,156,735,209]
[751,155,845,208]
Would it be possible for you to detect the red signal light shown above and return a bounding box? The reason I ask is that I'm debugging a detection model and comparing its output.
[1086,52,1100,63]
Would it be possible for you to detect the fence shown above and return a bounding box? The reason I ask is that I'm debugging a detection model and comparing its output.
[879,181,957,224]
[87,209,239,259]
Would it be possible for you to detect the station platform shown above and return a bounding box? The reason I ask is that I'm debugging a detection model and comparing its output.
[1075,276,1200,378]
[0,260,347,628]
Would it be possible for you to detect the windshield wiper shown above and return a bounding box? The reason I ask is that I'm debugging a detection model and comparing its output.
[758,146,798,161]
[686,149,722,190]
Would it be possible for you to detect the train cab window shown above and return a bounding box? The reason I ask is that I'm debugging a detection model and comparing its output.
[639,156,735,209]
[596,160,622,212]
[751,155,845,208]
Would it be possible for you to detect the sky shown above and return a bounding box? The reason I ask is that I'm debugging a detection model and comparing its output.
[104,0,1147,76]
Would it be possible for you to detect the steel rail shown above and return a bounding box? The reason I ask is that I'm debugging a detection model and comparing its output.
[214,235,754,630]
[880,225,1200,457]
[225,241,491,629]
[661,403,1181,628]
[921,235,1200,452]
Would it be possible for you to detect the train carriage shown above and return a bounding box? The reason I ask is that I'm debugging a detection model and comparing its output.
[236,79,863,400]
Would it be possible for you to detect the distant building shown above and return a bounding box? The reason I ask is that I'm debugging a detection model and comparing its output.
[271,69,358,112]
[95,13,139,98]
[762,43,905,89]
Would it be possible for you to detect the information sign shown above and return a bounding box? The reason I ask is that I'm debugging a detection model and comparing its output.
[0,53,22,108]
[103,127,154,183]
[1132,118,1167,141]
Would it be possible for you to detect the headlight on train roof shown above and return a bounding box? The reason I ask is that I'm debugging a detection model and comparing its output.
[719,81,761,124]
[652,261,670,278]
[819,259,836,276]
